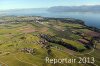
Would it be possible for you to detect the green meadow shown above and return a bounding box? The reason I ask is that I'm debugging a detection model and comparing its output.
[0,16,99,66]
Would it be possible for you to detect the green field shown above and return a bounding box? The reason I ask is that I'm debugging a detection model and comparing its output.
[0,16,99,66]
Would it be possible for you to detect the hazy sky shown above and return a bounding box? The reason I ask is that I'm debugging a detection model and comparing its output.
[0,0,100,10]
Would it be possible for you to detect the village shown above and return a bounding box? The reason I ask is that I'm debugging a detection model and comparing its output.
[0,16,100,66]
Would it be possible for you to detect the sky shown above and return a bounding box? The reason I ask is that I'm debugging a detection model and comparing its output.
[0,0,100,10]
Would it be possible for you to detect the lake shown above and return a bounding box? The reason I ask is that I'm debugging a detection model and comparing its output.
[0,10,100,29]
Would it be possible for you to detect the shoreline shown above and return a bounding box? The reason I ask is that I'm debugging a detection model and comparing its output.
[44,17,100,32]
[0,16,100,32]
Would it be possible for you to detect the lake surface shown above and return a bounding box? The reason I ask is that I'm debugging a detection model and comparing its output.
[0,10,100,29]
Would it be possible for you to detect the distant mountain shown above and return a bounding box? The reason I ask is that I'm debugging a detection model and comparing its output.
[48,5,100,12]
[1,5,100,16]
[0,8,47,12]
[0,8,48,16]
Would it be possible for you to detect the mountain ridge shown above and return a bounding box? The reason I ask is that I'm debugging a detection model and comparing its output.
[48,5,100,12]
[0,5,100,12]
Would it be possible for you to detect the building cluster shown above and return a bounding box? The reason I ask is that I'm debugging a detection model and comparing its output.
[0,16,44,24]
[20,48,36,55]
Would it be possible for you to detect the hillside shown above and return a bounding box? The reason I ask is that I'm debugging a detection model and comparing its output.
[48,5,100,12]
[0,16,100,66]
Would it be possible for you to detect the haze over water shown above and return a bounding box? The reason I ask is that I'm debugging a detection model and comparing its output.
[0,10,100,29]
[0,0,100,29]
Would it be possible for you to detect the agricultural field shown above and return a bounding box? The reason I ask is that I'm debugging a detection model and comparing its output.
[0,16,100,66]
